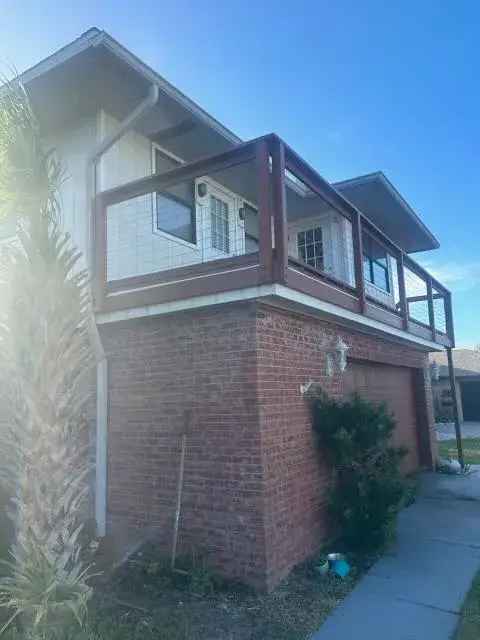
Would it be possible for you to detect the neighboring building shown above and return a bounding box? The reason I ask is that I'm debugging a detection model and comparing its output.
[430,350,480,422]
[1,28,454,590]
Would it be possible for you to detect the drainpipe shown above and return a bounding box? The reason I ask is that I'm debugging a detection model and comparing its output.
[87,84,159,537]
[446,346,465,469]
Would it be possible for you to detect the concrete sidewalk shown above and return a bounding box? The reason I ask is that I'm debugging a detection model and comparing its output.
[436,421,480,441]
[312,470,480,639]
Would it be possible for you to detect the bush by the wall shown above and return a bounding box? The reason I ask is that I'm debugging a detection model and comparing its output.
[312,393,408,551]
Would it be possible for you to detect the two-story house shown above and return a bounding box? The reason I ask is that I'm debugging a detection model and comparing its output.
[5,28,452,590]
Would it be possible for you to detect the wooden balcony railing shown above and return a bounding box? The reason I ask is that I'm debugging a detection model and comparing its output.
[93,133,454,347]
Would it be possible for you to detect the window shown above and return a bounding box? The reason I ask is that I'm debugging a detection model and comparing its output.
[362,234,390,292]
[297,227,324,270]
[156,193,195,243]
[154,148,196,244]
[210,195,229,253]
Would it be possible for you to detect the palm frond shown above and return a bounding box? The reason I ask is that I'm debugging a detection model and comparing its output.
[0,73,95,637]
[0,75,64,226]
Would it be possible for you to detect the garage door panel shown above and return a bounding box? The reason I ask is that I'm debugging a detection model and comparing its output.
[460,381,480,421]
[343,361,419,473]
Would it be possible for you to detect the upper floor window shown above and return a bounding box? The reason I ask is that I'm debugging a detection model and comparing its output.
[154,148,196,244]
[363,233,390,292]
[297,227,324,271]
[210,195,229,253]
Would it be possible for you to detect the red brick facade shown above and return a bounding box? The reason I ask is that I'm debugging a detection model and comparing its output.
[255,304,434,588]
[100,300,435,590]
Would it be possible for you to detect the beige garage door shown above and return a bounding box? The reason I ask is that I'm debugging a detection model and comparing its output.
[343,361,419,473]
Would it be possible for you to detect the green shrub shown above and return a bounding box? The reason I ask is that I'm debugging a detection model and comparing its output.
[312,393,408,551]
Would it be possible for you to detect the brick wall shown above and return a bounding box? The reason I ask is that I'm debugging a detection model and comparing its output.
[100,300,435,590]
[100,302,268,586]
[255,304,433,589]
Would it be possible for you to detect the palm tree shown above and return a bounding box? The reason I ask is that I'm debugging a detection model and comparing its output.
[0,78,94,636]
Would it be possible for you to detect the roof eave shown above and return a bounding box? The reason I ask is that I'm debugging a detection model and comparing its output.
[334,171,440,252]
[12,27,242,147]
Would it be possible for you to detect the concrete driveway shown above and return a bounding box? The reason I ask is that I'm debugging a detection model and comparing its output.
[312,469,480,640]
[436,421,480,441]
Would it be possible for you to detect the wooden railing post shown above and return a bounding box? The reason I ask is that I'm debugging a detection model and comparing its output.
[447,346,464,467]
[270,137,288,285]
[397,252,409,330]
[426,276,436,341]
[255,139,274,283]
[445,291,455,346]
[352,211,366,313]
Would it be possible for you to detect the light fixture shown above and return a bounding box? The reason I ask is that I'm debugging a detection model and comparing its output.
[430,361,440,382]
[300,336,350,394]
[197,182,207,197]
[326,353,335,378]
[300,379,314,395]
[335,338,349,373]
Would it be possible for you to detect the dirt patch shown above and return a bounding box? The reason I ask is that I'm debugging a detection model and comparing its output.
[88,544,376,640]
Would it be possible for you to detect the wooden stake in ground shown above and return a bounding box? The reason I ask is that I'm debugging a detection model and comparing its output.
[171,433,187,571]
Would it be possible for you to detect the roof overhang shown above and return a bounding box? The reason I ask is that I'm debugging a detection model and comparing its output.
[9,30,440,256]
[12,28,241,161]
[334,172,439,253]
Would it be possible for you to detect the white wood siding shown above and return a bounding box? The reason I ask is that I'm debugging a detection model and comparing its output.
[105,175,248,281]
[97,111,152,191]
[45,116,97,270]
[101,112,246,282]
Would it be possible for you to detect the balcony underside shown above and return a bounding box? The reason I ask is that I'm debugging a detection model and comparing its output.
[97,254,451,350]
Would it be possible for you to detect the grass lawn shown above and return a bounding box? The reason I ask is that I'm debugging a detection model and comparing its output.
[84,544,377,640]
[455,572,480,639]
[438,438,480,465]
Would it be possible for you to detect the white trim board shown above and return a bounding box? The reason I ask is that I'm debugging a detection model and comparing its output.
[95,359,108,537]
[96,283,443,352]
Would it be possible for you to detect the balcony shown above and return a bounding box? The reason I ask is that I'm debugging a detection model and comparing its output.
[93,134,454,348]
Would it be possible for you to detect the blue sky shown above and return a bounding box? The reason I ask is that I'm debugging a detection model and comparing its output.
[2,0,478,345]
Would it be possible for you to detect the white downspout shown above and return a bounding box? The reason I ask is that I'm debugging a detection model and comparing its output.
[87,317,108,538]
[87,84,159,537]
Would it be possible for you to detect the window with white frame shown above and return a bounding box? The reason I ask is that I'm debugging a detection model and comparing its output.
[362,233,390,292]
[210,195,229,253]
[154,148,196,244]
[297,227,324,270]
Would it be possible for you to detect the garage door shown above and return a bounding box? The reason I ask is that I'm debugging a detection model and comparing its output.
[343,361,419,473]
[460,381,480,421]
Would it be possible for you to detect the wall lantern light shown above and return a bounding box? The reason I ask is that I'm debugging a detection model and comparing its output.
[300,336,350,395]
[197,182,208,198]
[336,338,349,373]
[430,361,440,382]
[325,337,350,378]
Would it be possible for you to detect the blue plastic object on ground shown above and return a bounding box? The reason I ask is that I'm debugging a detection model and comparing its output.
[331,558,351,578]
